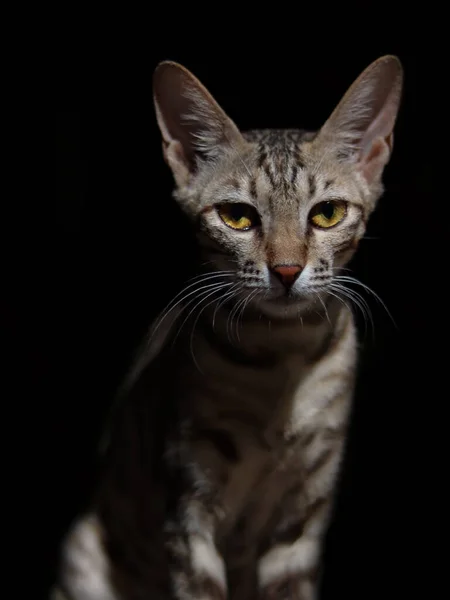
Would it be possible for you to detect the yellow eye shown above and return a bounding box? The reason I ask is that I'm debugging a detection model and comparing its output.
[309,200,347,229]
[217,203,259,231]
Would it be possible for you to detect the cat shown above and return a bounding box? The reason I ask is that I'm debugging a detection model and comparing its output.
[52,55,403,600]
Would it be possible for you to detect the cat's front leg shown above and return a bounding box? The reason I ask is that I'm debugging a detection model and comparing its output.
[257,434,345,599]
[257,534,320,600]
[166,495,227,600]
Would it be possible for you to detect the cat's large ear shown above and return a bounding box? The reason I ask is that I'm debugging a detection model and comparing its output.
[317,55,403,186]
[153,61,245,187]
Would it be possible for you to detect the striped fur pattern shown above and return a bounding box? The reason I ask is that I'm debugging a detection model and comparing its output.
[53,56,403,599]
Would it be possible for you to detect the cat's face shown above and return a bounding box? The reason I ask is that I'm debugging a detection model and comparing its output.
[153,58,402,318]
[188,130,368,317]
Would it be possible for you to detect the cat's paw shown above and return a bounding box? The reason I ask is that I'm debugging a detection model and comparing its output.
[260,575,314,599]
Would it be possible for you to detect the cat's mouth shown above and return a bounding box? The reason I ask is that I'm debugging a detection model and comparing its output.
[260,286,312,312]
[268,286,303,302]
[271,292,300,305]
[257,292,311,320]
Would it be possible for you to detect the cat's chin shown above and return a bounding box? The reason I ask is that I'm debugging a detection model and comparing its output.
[256,294,312,320]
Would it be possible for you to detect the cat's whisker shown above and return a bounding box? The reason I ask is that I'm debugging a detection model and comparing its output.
[334,275,396,328]
[234,149,252,177]
[329,266,352,272]
[232,292,254,343]
[327,285,360,328]
[150,274,236,341]
[225,290,246,345]
[325,287,352,315]
[227,291,247,344]
[151,283,219,345]
[189,285,238,373]
[236,289,260,342]
[316,293,331,325]
[199,260,238,270]
[330,283,372,328]
[312,145,334,176]
[171,282,234,348]
[183,270,236,286]
[165,269,236,295]
[224,129,253,177]
[313,309,325,322]
[226,287,250,344]
[212,283,242,330]
[330,282,374,339]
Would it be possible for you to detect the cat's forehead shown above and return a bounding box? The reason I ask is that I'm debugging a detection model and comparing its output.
[198,128,355,209]
[245,128,318,206]
[244,128,316,148]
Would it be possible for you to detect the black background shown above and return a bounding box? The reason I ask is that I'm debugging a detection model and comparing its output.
[49,18,441,599]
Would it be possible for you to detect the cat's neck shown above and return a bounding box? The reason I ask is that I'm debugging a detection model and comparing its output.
[171,295,352,434]
[194,293,345,364]
[124,287,348,397]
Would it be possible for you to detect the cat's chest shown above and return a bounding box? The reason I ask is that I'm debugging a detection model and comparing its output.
[194,421,303,547]
[185,352,311,530]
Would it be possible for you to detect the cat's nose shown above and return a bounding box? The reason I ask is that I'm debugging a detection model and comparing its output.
[271,264,303,287]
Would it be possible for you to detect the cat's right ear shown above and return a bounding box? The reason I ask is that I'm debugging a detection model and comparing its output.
[153,61,244,188]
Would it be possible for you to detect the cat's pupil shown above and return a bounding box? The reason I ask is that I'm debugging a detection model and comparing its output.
[230,205,246,221]
[321,202,335,220]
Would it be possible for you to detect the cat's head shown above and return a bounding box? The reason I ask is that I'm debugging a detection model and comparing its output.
[153,57,402,319]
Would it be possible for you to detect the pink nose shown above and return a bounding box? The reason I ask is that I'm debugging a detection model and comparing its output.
[271,264,303,287]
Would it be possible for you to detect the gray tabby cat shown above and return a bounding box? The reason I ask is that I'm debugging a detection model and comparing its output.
[52,55,403,600]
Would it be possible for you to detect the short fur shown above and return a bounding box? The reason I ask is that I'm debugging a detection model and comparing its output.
[52,56,403,599]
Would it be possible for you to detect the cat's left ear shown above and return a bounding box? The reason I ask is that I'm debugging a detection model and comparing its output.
[317,55,403,186]
[153,61,245,188]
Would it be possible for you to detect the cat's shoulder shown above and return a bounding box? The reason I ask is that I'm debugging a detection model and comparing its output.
[120,304,183,394]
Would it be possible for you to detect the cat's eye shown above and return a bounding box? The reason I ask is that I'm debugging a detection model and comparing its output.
[216,203,259,231]
[309,200,347,229]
